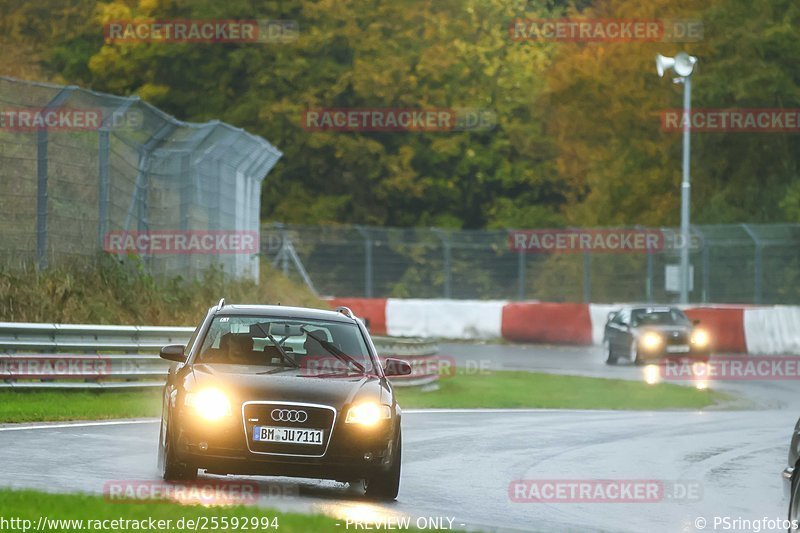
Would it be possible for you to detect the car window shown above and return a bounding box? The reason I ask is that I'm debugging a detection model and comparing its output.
[194,315,374,373]
[631,308,689,326]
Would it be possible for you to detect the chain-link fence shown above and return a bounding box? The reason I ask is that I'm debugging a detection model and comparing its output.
[263,223,800,304]
[0,77,281,280]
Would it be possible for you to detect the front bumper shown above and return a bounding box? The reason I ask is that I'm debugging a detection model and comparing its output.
[173,403,397,482]
[636,346,711,362]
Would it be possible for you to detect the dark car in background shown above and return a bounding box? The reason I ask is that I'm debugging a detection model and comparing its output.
[603,306,711,365]
[157,300,412,500]
[785,419,800,524]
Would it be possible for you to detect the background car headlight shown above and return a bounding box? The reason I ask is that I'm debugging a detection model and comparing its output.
[640,332,663,351]
[184,389,232,421]
[346,402,391,426]
[691,329,710,348]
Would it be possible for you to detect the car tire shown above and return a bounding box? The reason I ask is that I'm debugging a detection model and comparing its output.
[790,469,800,530]
[603,339,617,365]
[161,422,197,482]
[630,341,643,365]
[365,432,401,501]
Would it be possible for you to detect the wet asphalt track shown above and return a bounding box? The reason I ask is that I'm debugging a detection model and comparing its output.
[1,343,798,532]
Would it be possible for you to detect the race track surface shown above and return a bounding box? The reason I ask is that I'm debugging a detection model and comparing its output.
[1,344,797,532]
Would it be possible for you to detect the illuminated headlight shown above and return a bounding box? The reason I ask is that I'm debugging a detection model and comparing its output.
[184,389,232,421]
[640,332,663,351]
[691,329,710,348]
[346,402,391,426]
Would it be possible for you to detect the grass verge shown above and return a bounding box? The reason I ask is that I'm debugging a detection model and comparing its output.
[0,371,728,423]
[0,489,342,532]
[394,370,727,410]
[0,258,326,326]
[0,390,162,423]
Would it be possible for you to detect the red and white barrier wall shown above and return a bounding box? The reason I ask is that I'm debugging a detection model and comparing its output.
[330,298,800,355]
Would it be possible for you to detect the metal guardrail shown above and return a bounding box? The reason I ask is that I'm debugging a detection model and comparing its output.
[0,322,439,389]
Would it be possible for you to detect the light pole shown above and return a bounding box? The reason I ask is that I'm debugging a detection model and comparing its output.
[656,52,698,303]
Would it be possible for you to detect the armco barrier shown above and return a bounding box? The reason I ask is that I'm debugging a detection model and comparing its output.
[502,302,592,345]
[0,322,438,389]
[329,298,388,335]
[326,298,800,355]
[385,299,506,339]
[684,307,746,353]
[743,307,800,355]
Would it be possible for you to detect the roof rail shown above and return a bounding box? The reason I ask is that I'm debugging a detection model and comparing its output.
[334,306,354,318]
[216,298,226,311]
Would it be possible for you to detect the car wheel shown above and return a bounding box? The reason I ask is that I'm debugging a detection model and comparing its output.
[789,469,800,529]
[603,339,618,365]
[161,423,197,482]
[365,432,401,501]
[630,341,643,365]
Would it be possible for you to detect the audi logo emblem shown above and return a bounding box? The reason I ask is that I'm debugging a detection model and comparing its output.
[271,409,308,423]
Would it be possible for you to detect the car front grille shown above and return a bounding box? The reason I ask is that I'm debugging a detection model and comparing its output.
[665,331,689,345]
[242,401,336,457]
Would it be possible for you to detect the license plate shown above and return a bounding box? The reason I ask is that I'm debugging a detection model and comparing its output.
[666,345,690,353]
[253,426,323,445]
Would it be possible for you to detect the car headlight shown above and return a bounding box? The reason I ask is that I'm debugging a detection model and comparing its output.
[184,388,232,421]
[691,329,710,348]
[640,332,663,351]
[346,402,391,426]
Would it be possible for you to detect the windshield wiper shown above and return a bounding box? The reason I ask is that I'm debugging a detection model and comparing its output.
[253,323,299,368]
[300,326,366,374]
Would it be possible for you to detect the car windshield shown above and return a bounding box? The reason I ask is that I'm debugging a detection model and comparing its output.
[631,308,688,326]
[195,315,374,375]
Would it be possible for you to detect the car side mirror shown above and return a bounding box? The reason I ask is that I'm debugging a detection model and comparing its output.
[383,358,412,377]
[160,344,186,363]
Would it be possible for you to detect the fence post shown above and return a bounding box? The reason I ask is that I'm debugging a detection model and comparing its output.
[517,248,526,300]
[433,229,452,298]
[692,227,709,303]
[741,224,762,304]
[97,129,109,250]
[355,226,374,298]
[98,97,138,251]
[36,86,77,270]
